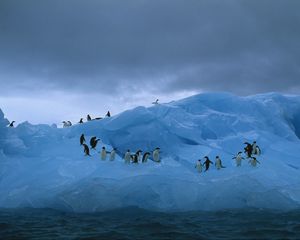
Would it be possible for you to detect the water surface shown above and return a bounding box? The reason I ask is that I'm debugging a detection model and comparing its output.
[0,208,300,239]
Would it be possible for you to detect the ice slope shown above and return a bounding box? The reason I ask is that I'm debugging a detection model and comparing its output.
[0,92,300,212]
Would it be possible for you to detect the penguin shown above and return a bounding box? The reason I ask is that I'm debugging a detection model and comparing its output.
[142,152,150,163]
[62,121,72,128]
[80,134,86,145]
[244,142,253,158]
[152,99,159,105]
[110,148,116,161]
[195,159,203,173]
[87,114,92,121]
[79,118,84,124]
[203,156,213,172]
[135,150,143,162]
[8,121,15,127]
[124,150,131,164]
[131,154,138,163]
[106,111,111,117]
[90,136,97,148]
[101,147,107,160]
[215,156,225,170]
[256,146,261,156]
[91,139,100,149]
[249,157,260,167]
[94,117,102,120]
[252,141,257,154]
[83,144,91,156]
[153,147,160,162]
[232,152,244,167]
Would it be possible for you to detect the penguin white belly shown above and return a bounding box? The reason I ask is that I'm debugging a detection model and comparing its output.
[153,151,160,162]
[252,144,257,154]
[215,160,221,170]
[124,153,131,163]
[256,147,261,155]
[236,156,242,166]
[101,150,107,160]
[196,164,202,173]
[110,151,115,161]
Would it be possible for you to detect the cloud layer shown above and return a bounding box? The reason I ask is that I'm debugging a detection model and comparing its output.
[0,0,299,123]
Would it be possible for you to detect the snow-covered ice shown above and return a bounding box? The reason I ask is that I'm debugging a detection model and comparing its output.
[0,92,300,212]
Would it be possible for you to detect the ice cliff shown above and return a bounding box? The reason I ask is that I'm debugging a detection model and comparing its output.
[0,92,300,212]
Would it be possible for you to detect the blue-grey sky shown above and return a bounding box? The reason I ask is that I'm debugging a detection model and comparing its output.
[0,0,300,124]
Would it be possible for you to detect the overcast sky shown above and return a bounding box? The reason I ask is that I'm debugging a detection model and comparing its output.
[0,0,300,124]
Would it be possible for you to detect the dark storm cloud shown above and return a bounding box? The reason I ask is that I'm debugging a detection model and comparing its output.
[0,0,300,96]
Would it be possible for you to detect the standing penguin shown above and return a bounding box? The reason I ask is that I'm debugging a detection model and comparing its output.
[232,152,244,167]
[135,150,143,162]
[83,144,91,156]
[87,114,92,121]
[252,141,257,154]
[110,148,116,161]
[80,134,86,145]
[79,118,84,124]
[106,111,111,117]
[153,147,160,162]
[8,121,15,127]
[101,147,107,160]
[90,137,97,148]
[256,146,261,156]
[124,150,131,164]
[131,154,138,163]
[91,139,100,150]
[195,159,203,173]
[215,156,225,170]
[244,142,253,158]
[142,152,150,163]
[249,157,260,167]
[203,156,213,172]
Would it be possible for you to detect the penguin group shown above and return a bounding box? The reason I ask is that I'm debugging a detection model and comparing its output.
[62,121,72,128]
[80,134,160,164]
[79,134,161,164]
[195,156,225,173]
[62,111,112,128]
[124,148,160,164]
[80,134,116,160]
[241,141,261,166]
[195,141,262,174]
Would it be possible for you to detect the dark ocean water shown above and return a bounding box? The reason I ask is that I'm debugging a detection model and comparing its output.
[0,208,300,240]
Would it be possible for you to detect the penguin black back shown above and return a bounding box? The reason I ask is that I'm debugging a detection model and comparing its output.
[90,136,97,147]
[80,134,86,145]
[142,152,150,162]
[91,139,100,149]
[83,144,90,156]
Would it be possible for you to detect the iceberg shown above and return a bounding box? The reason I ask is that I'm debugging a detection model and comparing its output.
[0,92,300,212]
